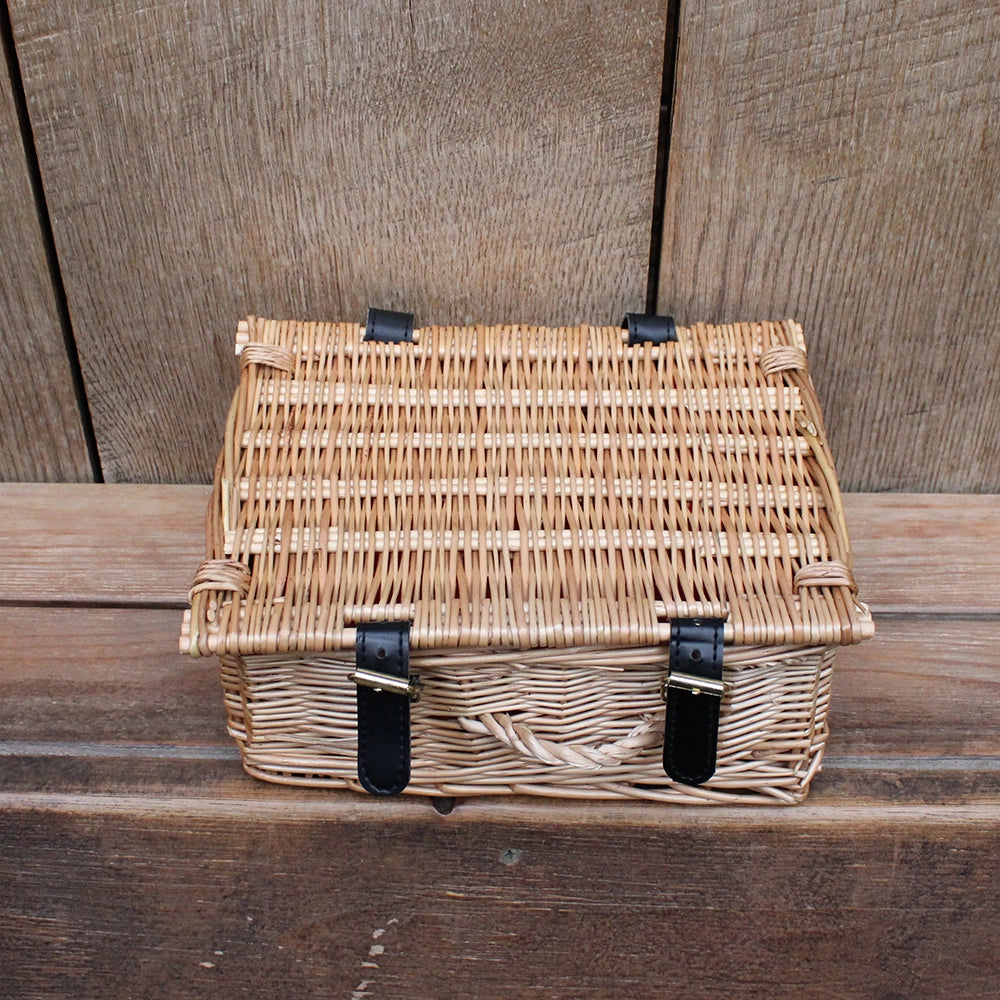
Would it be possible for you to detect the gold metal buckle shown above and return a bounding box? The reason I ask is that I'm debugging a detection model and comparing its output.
[351,668,422,703]
[662,671,725,700]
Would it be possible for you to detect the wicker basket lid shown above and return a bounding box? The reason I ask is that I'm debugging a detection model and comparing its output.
[182,317,873,656]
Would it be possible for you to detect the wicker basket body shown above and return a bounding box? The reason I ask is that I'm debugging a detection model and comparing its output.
[183,318,872,803]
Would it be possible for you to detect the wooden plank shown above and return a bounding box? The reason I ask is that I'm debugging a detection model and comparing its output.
[0,489,997,995]
[830,615,1000,759]
[0,606,997,802]
[10,0,667,483]
[658,0,1000,492]
[846,493,1000,615]
[0,483,211,605]
[0,805,997,999]
[0,607,225,747]
[0,26,90,481]
[2,487,997,614]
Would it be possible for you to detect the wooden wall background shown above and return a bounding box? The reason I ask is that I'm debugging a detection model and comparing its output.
[1,0,998,490]
[0,13,91,481]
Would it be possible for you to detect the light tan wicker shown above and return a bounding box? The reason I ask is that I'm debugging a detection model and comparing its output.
[182,317,873,803]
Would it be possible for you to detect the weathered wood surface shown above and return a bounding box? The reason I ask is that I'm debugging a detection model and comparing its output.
[9,0,667,482]
[844,493,1000,615]
[0,608,997,794]
[0,30,90,481]
[0,486,997,996]
[2,486,997,614]
[659,0,1000,492]
[0,483,211,605]
[1,804,997,1000]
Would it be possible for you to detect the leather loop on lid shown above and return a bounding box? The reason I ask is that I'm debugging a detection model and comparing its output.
[622,313,677,345]
[364,308,414,343]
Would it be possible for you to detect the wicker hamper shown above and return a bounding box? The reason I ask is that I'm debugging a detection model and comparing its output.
[182,310,873,804]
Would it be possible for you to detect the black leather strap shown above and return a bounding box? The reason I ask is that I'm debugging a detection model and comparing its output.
[622,313,677,345]
[663,618,724,786]
[364,308,414,343]
[355,621,412,796]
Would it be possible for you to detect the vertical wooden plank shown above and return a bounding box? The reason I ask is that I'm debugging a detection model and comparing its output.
[11,0,668,482]
[658,0,1000,491]
[0,24,90,481]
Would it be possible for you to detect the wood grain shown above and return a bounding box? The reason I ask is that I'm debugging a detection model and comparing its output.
[658,0,1000,492]
[845,493,1000,614]
[0,607,225,747]
[0,483,211,605]
[0,607,996,790]
[831,615,1000,758]
[0,34,89,481]
[10,0,667,482]
[1,484,998,996]
[3,487,996,614]
[0,805,997,999]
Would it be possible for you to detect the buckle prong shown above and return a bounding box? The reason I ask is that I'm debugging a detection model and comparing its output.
[662,671,725,700]
[351,667,422,703]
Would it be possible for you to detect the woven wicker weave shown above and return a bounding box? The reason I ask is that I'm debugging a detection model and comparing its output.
[182,318,873,803]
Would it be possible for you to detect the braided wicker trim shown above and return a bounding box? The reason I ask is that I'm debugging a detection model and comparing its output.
[188,559,252,601]
[793,560,858,593]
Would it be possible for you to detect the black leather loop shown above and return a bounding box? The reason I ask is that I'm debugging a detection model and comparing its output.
[364,308,414,343]
[355,621,412,795]
[622,313,677,345]
[663,618,724,786]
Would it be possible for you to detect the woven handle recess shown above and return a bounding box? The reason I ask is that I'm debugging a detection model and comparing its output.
[458,712,662,769]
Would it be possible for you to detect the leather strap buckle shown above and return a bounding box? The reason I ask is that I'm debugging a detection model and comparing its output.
[354,621,413,796]
[663,671,725,700]
[662,618,725,786]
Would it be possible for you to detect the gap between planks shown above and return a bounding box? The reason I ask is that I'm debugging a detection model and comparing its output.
[5,742,997,773]
[0,790,996,827]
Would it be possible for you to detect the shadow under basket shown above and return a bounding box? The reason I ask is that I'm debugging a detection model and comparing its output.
[182,314,873,804]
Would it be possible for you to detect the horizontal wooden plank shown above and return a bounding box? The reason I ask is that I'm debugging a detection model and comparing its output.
[0,489,995,996]
[2,788,998,826]
[845,493,1000,614]
[0,805,997,999]
[831,614,1000,758]
[2,486,998,614]
[0,483,211,605]
[0,607,996,804]
[2,752,998,812]
[0,606,224,746]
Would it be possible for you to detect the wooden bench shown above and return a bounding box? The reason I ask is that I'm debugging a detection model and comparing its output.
[1,486,997,998]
